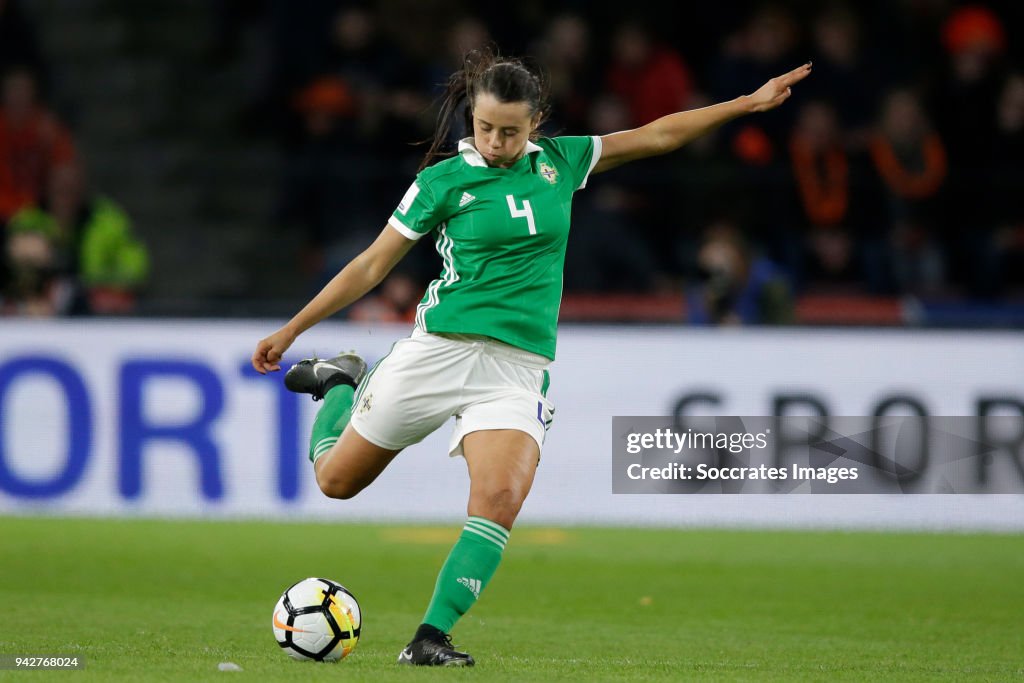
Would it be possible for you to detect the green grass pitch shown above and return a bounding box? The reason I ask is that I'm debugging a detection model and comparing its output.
[2,517,1022,681]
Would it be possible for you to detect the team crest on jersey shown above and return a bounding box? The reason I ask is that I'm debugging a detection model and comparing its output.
[539,162,559,185]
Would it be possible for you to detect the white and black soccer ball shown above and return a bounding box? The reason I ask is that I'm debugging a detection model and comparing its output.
[272,577,361,662]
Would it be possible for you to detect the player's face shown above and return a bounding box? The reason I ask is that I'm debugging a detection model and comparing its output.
[472,92,539,168]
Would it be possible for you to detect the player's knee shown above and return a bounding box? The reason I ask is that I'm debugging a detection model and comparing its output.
[473,487,526,526]
[315,469,364,500]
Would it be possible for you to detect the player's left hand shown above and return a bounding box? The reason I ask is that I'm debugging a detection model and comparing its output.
[747,62,812,113]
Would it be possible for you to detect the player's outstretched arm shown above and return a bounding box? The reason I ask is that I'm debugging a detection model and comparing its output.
[593,62,812,173]
[251,225,416,374]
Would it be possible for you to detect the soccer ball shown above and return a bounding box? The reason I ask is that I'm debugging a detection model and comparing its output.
[272,577,361,662]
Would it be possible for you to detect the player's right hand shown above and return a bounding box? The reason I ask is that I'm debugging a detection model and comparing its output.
[252,327,296,374]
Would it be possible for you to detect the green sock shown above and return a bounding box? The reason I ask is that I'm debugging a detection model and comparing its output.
[422,517,509,633]
[308,385,355,463]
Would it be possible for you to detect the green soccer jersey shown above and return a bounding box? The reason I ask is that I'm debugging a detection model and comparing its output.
[388,135,602,360]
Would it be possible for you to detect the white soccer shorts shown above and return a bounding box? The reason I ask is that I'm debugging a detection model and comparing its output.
[349,328,555,456]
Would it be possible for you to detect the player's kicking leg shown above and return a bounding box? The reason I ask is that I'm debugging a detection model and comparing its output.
[284,353,401,498]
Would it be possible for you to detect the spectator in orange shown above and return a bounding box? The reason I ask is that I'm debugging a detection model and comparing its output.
[932,5,1008,292]
[606,21,694,128]
[0,66,75,222]
[788,101,859,287]
[292,75,356,137]
[941,5,1006,80]
[790,101,849,229]
[934,4,1007,172]
[279,74,358,278]
[869,89,947,294]
[869,90,947,203]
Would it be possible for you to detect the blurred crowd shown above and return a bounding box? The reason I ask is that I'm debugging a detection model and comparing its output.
[4,0,1023,324]
[223,0,1023,325]
[0,0,148,316]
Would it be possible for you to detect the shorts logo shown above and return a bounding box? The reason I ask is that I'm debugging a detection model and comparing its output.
[358,393,373,414]
[539,162,558,184]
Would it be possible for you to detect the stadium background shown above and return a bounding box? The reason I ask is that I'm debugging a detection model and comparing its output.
[2,0,1022,523]
[1,1,1023,680]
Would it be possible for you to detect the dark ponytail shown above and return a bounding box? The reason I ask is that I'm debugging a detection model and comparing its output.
[418,48,549,171]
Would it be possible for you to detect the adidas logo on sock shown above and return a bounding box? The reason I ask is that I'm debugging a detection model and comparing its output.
[456,577,481,598]
[459,192,476,207]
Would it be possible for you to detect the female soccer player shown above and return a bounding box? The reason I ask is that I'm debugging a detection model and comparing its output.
[252,51,811,667]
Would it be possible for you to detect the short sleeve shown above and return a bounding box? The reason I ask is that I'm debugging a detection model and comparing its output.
[388,177,442,240]
[546,135,603,191]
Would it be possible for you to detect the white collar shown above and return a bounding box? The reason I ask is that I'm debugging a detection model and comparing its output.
[457,137,543,167]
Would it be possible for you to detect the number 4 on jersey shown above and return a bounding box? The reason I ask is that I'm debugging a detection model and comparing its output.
[506,194,536,235]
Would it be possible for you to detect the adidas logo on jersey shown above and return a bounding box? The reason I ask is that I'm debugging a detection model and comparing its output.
[459,192,476,207]
[456,577,481,598]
